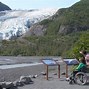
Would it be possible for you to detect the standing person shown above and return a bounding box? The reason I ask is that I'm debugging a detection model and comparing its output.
[80,50,89,65]
[85,54,89,65]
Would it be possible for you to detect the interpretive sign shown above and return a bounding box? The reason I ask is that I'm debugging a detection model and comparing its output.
[42,58,60,80]
[63,59,79,65]
[42,59,57,66]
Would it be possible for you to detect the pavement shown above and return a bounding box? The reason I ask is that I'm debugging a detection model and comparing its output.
[18,75,89,89]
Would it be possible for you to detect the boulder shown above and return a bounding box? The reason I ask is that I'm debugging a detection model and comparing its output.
[20,76,33,84]
[0,82,14,89]
[13,80,24,87]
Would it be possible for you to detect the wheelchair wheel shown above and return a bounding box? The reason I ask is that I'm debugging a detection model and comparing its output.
[75,72,87,85]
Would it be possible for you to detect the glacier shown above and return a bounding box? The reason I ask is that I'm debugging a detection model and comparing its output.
[0,8,58,40]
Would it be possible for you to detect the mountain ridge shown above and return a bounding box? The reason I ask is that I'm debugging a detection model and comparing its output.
[0,0,89,56]
[31,0,89,36]
[0,2,11,11]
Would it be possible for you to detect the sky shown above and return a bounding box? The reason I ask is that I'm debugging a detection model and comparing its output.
[0,0,80,10]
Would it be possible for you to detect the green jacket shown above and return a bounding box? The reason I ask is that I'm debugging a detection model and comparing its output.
[76,63,86,71]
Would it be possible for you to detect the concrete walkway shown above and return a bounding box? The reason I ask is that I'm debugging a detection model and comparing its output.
[18,71,89,89]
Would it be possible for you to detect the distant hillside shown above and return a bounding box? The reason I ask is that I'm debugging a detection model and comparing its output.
[0,2,11,11]
[37,0,89,35]
[0,0,89,57]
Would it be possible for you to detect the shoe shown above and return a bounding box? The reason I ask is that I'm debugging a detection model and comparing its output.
[66,77,70,81]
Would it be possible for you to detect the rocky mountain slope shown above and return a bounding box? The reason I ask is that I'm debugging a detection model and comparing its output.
[0,0,89,56]
[27,0,89,36]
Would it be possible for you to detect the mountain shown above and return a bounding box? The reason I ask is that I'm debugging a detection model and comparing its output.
[0,8,58,40]
[0,2,11,11]
[0,0,89,56]
[30,0,89,35]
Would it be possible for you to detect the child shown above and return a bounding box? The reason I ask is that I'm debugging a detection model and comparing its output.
[69,57,87,84]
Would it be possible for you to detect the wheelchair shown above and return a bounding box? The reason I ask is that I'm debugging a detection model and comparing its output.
[75,72,88,85]
[69,67,88,85]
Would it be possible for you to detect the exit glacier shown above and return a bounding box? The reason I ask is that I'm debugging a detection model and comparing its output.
[0,8,58,40]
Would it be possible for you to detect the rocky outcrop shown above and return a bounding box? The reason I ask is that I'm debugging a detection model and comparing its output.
[24,24,47,36]
[0,75,34,89]
[58,25,89,35]
[0,82,15,89]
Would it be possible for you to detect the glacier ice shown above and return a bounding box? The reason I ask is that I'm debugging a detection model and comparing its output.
[0,8,58,40]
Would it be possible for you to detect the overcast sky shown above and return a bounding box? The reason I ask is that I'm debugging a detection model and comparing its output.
[0,0,80,10]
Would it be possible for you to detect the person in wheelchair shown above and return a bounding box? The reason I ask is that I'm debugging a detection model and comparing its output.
[69,57,87,84]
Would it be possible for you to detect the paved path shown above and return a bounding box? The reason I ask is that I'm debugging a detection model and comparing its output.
[18,76,89,89]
